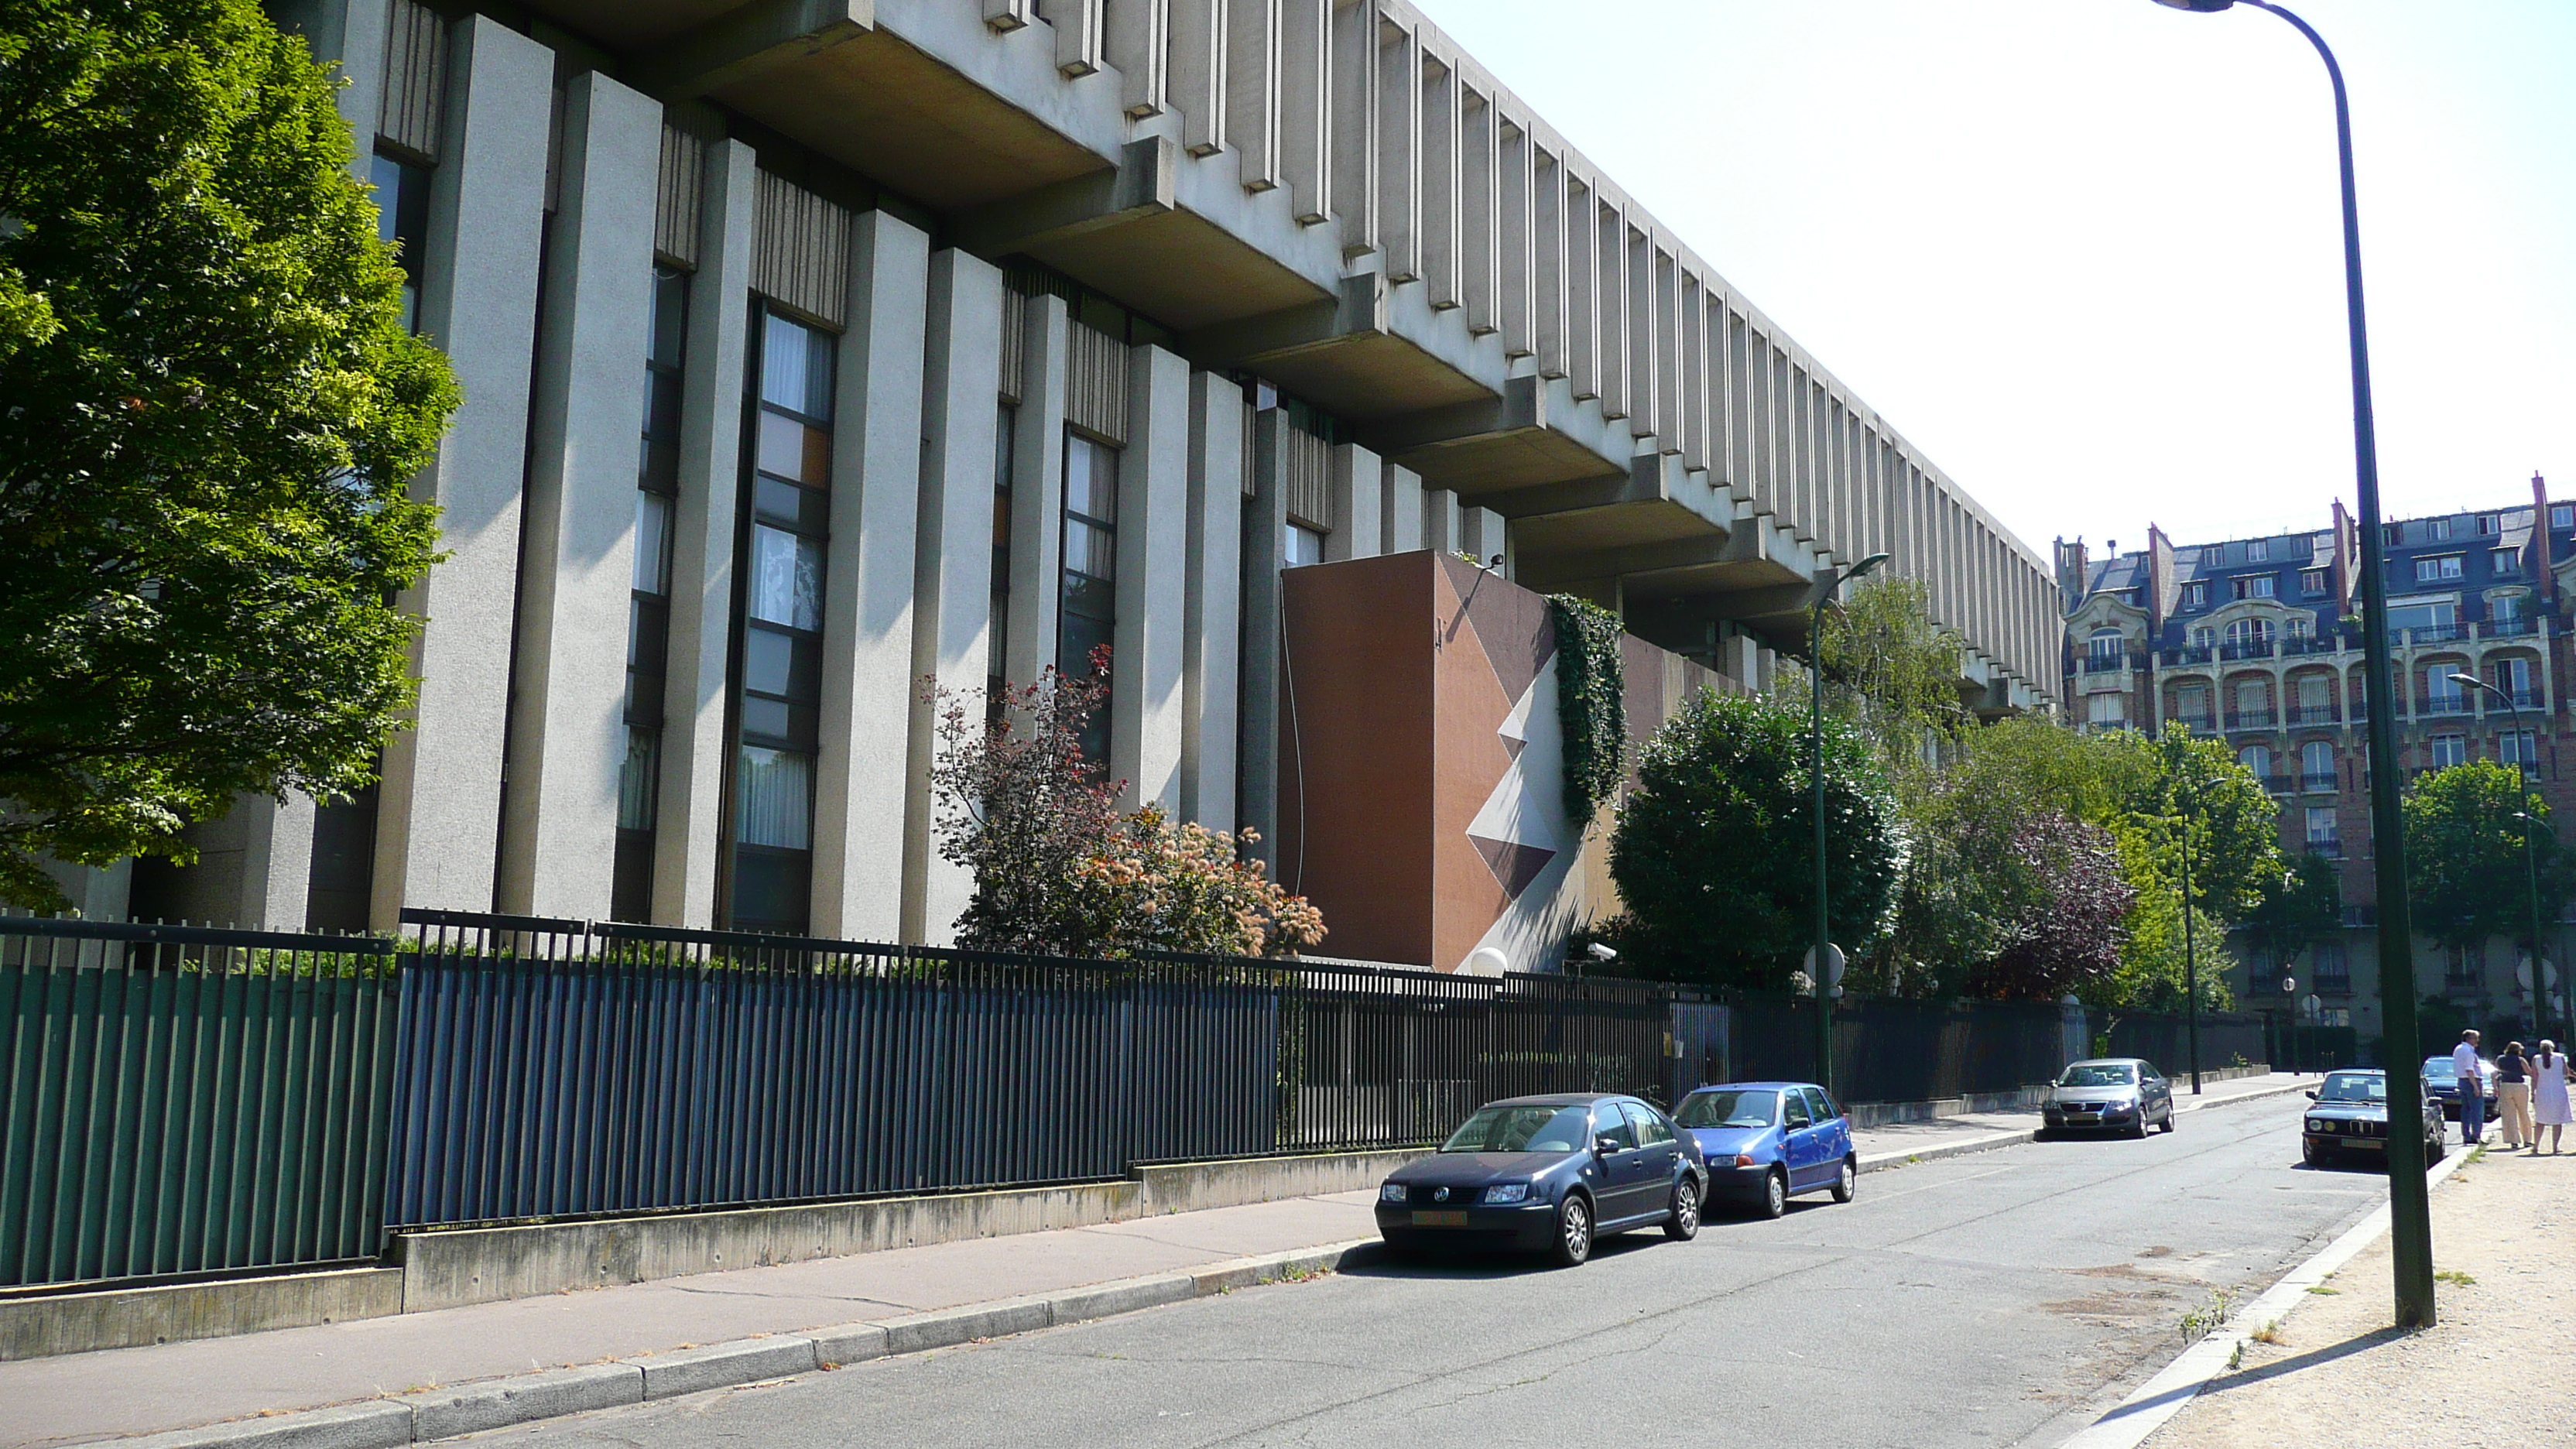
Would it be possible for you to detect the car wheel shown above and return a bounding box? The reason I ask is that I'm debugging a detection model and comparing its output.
[1552,1193,1594,1267]
[1830,1155,1858,1204]
[2301,1139,2330,1167]
[2127,1116,2150,1140]
[2426,1133,2447,1164]
[2160,1105,2178,1134]
[1756,1167,1788,1220]
[1663,1177,1701,1241]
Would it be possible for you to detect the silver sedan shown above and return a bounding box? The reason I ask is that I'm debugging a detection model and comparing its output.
[2041,1058,2177,1138]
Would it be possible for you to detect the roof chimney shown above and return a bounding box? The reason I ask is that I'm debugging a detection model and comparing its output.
[2534,471,2555,606]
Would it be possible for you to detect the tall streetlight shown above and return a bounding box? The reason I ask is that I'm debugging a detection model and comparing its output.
[2452,670,2548,1043]
[1809,550,1890,1096]
[2153,0,2436,1328]
[2175,784,2203,1094]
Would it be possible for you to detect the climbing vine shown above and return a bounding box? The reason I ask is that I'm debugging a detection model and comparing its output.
[1548,594,1628,833]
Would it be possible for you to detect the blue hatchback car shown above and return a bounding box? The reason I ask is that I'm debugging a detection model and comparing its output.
[1674,1081,1856,1218]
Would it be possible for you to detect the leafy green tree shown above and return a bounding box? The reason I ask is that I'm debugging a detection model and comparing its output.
[0,0,457,909]
[2402,759,2574,954]
[1814,574,1971,780]
[1606,689,1900,989]
[2113,724,2283,924]
[2088,827,2239,1013]
[2241,851,2345,981]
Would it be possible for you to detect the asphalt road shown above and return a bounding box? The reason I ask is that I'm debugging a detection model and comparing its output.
[451,1094,2400,1449]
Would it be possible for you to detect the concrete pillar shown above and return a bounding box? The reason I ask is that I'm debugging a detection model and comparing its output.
[1114,345,1193,814]
[656,138,756,929]
[1423,485,1461,554]
[369,15,550,927]
[1324,443,1382,560]
[1227,0,1282,193]
[149,792,318,927]
[812,211,929,941]
[1005,295,1070,690]
[1459,505,1506,569]
[498,72,660,921]
[1381,461,1425,553]
[903,248,1005,944]
[42,860,132,923]
[1239,407,1290,861]
[1181,371,1244,830]
[268,0,389,180]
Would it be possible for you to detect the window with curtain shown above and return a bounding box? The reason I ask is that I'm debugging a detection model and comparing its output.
[1058,430,1119,768]
[2302,741,2333,781]
[728,308,834,934]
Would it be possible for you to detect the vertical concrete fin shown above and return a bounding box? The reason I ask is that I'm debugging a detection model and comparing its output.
[1183,372,1245,829]
[1227,0,1283,193]
[1324,444,1382,561]
[812,211,929,941]
[1170,0,1226,156]
[1380,461,1424,555]
[1115,346,1194,814]
[1238,408,1290,861]
[1278,0,1331,224]
[1005,294,1070,690]
[1328,0,1378,258]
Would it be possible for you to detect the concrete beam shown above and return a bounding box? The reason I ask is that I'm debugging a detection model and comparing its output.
[1182,272,1386,367]
[629,0,875,100]
[949,137,1176,255]
[1519,531,1728,586]
[1355,371,1542,456]
[1478,453,1666,521]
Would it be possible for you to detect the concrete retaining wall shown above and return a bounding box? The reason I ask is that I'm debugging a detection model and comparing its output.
[5,1148,1427,1358]
[0,1266,401,1362]
[1846,1063,2274,1128]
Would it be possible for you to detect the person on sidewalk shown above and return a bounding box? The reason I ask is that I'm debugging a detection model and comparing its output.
[2496,1041,2534,1149]
[2452,1030,2487,1145]
[2533,1040,2574,1155]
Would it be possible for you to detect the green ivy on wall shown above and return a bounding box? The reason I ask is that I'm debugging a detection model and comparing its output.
[1547,594,1628,833]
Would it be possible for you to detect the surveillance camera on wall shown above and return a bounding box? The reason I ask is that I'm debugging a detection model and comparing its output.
[1586,942,1618,963]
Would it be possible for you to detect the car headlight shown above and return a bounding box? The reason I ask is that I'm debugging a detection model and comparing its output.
[1380,1183,1406,1204]
[2307,1118,2328,1133]
[1482,1182,1530,1204]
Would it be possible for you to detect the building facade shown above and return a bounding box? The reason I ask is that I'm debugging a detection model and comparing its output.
[70,0,2063,967]
[2057,474,2572,1046]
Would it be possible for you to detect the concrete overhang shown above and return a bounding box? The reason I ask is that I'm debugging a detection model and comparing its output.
[1180,273,1495,422]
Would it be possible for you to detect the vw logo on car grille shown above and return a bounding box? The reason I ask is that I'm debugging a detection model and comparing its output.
[1433,1187,1449,1202]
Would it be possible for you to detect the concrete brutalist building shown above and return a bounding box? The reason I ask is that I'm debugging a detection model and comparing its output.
[2059,474,2571,1048]
[86,0,2063,961]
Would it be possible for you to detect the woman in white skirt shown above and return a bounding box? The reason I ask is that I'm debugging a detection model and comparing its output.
[2531,1040,2574,1155]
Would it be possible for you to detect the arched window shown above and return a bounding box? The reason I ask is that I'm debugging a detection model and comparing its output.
[2302,741,2333,783]
[2088,628,2124,664]
[2239,744,2273,779]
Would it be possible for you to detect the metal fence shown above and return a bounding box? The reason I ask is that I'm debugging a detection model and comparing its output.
[1,918,396,1290]
[386,910,1674,1231]
[1705,995,2071,1103]
[2105,1009,2268,1077]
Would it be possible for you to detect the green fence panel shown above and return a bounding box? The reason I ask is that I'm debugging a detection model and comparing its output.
[0,921,396,1290]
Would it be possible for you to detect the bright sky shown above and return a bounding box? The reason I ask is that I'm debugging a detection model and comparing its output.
[1411,0,2576,563]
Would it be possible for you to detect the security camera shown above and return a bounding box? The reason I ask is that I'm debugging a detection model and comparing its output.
[1586,942,1618,963]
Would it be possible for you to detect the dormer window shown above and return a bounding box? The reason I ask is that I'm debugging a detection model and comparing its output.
[2183,581,2207,608]
[2301,568,2329,597]
[2246,539,2269,562]
[2477,514,2498,535]
[2416,555,2465,584]
[2432,518,2455,540]
[2232,575,2276,601]
[2493,546,2519,575]
[2554,504,2572,530]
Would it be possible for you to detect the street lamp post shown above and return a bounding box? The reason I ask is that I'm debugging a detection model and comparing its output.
[1810,551,1890,1097]
[2177,789,2202,1094]
[2453,671,2548,1044]
[2153,0,2437,1327]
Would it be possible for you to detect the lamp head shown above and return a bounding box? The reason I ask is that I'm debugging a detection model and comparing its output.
[2449,671,2480,687]
[1852,552,1892,581]
[2153,0,2236,10]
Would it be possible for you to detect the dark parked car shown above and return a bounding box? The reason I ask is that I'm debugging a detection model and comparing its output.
[2420,1054,2498,1121]
[2304,1069,2446,1167]
[1375,1094,1707,1267]
[1673,1081,1855,1218]
[2041,1058,2176,1137]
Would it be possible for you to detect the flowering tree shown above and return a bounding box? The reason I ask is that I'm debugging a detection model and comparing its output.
[1965,811,2133,1002]
[925,656,1324,958]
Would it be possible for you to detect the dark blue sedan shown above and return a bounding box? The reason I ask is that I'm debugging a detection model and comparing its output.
[1674,1081,1856,1218]
[1375,1093,1708,1266]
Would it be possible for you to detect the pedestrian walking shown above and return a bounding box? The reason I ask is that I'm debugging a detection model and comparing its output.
[2533,1040,2574,1155]
[2496,1041,2534,1149]
[2452,1030,2487,1145]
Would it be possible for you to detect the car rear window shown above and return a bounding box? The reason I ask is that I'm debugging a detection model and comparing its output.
[1676,1089,1778,1129]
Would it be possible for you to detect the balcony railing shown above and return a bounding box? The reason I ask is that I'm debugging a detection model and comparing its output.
[2496,688,2543,709]
[2485,615,2538,638]
[2280,635,2344,656]
[2220,639,2277,661]
[2420,697,2474,717]
[2311,837,2345,858]
[2301,771,2338,792]
[2288,704,2341,724]
[2403,624,2468,645]
[2082,653,2132,674]
[2226,710,2278,729]
[2170,713,2217,734]
[2262,773,2297,794]
[2314,975,2354,996]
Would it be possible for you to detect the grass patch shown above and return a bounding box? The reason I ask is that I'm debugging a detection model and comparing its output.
[2179,1290,2235,1344]
[2249,1321,2283,1345]
[2307,1286,2341,1295]
[2435,1270,2477,1286]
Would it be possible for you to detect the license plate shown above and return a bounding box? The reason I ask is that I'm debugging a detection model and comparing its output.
[2343,1137,2376,1149]
[1411,1210,1469,1227]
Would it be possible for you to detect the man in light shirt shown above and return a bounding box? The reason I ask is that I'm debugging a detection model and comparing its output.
[2453,1029,2487,1146]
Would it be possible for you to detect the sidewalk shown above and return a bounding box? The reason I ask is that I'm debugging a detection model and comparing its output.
[2137,1140,2576,1448]
[4,1071,2317,1448]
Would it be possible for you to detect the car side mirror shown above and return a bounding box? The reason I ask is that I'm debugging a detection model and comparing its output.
[1594,1136,1621,1156]
[2305,1090,2318,1100]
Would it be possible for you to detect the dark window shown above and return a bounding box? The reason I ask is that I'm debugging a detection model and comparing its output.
[1058,430,1119,768]
[990,402,1016,718]
[613,266,689,923]
[371,151,433,333]
[1783,1092,1814,1130]
[1622,1101,1673,1148]
[728,309,834,934]
[1591,1102,1637,1150]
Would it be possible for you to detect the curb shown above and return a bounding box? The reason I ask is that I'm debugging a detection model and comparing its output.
[1857,1077,2319,1176]
[2055,1131,2474,1449]
[98,1242,1376,1449]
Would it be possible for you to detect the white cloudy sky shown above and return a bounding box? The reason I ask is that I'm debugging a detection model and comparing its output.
[1410,0,2576,562]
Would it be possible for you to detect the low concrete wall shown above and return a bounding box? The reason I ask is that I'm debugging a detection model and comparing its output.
[0,1266,400,1362]
[1846,1063,2273,1128]
[1132,1149,1423,1217]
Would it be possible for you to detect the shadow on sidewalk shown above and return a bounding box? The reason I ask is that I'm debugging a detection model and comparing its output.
[2199,1325,2413,1394]
[1335,1232,1676,1281]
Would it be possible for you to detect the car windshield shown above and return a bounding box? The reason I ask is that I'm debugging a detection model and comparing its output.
[2320,1073,2386,1104]
[1439,1105,1592,1154]
[2421,1057,2458,1080]
[2059,1064,2136,1088]
[1676,1089,1780,1129]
